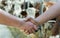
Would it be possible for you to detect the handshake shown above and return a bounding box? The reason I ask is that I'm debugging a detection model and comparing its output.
[20,17,39,34]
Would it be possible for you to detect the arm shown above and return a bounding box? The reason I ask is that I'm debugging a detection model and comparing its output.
[26,1,60,26]
[0,9,25,28]
[21,1,60,33]
[35,1,60,25]
[0,9,37,34]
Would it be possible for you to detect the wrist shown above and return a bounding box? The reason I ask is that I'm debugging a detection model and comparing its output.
[34,19,40,25]
[10,20,25,28]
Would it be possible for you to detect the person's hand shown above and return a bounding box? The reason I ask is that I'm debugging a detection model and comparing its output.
[20,21,38,34]
[25,17,39,26]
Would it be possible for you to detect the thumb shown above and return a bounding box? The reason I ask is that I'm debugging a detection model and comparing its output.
[25,17,33,22]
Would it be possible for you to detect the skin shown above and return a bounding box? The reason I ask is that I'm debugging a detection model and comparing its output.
[35,1,60,24]
[0,9,37,34]
[0,9,24,27]
[26,1,60,33]
[0,1,60,34]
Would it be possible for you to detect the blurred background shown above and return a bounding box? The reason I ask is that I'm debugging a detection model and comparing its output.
[0,0,60,38]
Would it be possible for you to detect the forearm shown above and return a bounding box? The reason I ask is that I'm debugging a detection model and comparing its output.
[0,9,24,28]
[35,2,60,24]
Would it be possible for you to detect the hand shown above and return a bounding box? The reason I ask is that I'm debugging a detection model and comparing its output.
[25,17,39,26]
[20,21,38,34]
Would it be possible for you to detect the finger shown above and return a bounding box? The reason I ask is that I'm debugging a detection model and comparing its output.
[31,28,35,33]
[33,25,38,30]
[28,29,33,34]
[24,26,30,32]
[24,26,28,32]
[25,27,32,34]
[25,17,32,22]
[25,30,30,34]
[24,28,26,32]
[28,26,36,34]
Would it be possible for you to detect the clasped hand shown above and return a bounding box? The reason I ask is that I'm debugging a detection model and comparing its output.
[20,18,38,34]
